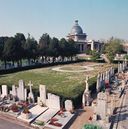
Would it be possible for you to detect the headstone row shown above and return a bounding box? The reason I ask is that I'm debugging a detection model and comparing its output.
[0,80,74,111]
[96,67,115,92]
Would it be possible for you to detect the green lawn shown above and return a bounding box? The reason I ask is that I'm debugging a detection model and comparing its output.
[0,62,115,98]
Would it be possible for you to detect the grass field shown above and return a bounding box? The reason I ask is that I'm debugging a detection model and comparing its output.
[0,62,115,98]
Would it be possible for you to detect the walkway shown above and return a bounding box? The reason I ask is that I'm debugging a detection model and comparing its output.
[110,83,128,129]
[69,106,93,129]
[0,118,31,129]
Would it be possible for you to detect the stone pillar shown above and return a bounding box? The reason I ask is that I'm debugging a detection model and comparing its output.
[91,41,94,51]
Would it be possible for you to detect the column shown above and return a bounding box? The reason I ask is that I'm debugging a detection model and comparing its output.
[91,41,94,51]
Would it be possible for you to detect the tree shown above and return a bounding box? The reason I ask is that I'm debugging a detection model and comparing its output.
[0,37,9,61]
[91,50,100,61]
[47,37,59,63]
[103,37,124,62]
[39,33,50,62]
[58,38,67,61]
[3,37,23,68]
[67,39,78,60]
[24,35,38,65]
[15,33,26,65]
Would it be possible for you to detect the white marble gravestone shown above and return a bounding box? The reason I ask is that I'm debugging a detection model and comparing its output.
[46,93,60,109]
[11,85,17,96]
[38,85,46,105]
[17,80,25,101]
[65,100,73,111]
[1,85,8,98]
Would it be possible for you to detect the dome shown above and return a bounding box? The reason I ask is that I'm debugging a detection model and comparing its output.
[70,20,83,35]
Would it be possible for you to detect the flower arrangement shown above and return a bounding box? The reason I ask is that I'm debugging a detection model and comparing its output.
[10,103,19,112]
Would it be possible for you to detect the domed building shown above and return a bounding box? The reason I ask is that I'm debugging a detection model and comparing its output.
[67,20,103,53]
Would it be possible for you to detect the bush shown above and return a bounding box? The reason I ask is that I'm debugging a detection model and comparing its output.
[0,59,85,75]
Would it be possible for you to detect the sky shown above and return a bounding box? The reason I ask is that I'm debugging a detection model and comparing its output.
[0,0,128,41]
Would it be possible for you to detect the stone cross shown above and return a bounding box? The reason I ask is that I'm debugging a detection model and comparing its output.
[82,76,90,106]
[28,81,34,103]
[28,81,33,93]
[85,76,89,92]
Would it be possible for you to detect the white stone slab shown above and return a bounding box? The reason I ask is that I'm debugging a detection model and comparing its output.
[35,108,59,123]
[45,112,74,129]
[32,108,59,128]
[17,105,48,123]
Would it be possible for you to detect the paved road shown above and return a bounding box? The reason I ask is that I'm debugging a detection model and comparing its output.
[0,118,30,129]
[117,86,128,129]
[111,85,128,129]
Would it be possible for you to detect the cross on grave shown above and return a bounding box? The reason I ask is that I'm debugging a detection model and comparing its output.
[28,81,34,103]
[85,76,89,92]
[28,81,33,93]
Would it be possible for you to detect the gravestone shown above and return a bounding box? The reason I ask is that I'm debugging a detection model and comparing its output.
[11,85,17,96]
[18,80,25,101]
[38,85,46,105]
[65,100,73,111]
[1,85,8,98]
[46,93,60,109]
